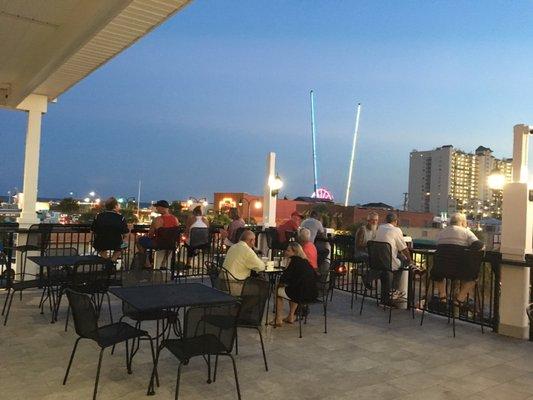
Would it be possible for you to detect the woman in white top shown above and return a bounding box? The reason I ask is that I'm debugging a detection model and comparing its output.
[186,206,209,245]
[434,213,482,304]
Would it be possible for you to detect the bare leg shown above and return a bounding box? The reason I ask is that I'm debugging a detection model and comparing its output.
[456,280,475,302]
[286,301,298,323]
[275,295,284,325]
[434,280,446,299]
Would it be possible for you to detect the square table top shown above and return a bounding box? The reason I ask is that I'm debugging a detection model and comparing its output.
[28,255,106,268]
[109,282,236,312]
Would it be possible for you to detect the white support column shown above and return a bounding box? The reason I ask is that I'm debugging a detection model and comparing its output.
[16,94,48,227]
[498,124,533,339]
[262,152,277,228]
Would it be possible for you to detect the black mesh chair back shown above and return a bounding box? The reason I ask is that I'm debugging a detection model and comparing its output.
[205,261,221,287]
[238,277,269,326]
[331,235,354,260]
[216,267,234,294]
[46,247,79,256]
[265,227,288,250]
[189,227,209,249]
[25,224,52,250]
[154,226,182,250]
[69,260,111,293]
[184,303,240,353]
[432,244,483,281]
[233,227,247,244]
[367,241,393,272]
[66,289,99,339]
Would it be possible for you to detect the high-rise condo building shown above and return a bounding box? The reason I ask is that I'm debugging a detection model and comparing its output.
[408,145,512,217]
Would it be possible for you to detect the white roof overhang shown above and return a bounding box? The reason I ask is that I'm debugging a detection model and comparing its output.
[0,0,191,109]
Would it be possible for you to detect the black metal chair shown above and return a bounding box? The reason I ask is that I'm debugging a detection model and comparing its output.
[420,244,484,337]
[359,241,412,324]
[295,270,330,338]
[63,289,157,400]
[115,269,174,356]
[235,277,270,371]
[1,266,43,325]
[149,226,182,269]
[148,303,242,400]
[186,227,210,258]
[265,227,289,260]
[218,266,247,297]
[205,260,221,288]
[13,224,52,277]
[60,259,114,330]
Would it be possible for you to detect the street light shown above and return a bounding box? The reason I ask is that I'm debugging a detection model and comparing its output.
[488,168,505,190]
[268,174,283,197]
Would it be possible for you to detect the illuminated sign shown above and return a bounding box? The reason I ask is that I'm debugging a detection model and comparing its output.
[311,188,334,200]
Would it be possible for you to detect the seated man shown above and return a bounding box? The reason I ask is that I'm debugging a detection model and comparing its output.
[315,231,331,277]
[137,200,179,267]
[300,210,326,243]
[373,213,412,304]
[433,213,483,307]
[277,211,303,243]
[355,211,378,259]
[298,228,318,270]
[222,230,265,295]
[91,197,129,262]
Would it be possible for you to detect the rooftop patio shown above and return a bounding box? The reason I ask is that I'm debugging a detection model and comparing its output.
[3,283,533,400]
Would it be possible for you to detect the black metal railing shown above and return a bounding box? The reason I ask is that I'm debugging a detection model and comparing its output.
[328,235,501,331]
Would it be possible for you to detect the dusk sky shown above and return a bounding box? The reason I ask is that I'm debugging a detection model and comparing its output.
[3,1,533,208]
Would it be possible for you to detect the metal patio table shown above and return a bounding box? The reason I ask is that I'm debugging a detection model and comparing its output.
[28,255,107,322]
[109,282,237,395]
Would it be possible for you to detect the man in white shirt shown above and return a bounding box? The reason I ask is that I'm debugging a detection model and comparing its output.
[372,213,413,303]
[300,210,325,243]
[222,230,265,295]
[433,213,482,304]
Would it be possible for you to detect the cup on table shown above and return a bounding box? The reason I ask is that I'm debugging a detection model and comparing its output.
[266,261,275,271]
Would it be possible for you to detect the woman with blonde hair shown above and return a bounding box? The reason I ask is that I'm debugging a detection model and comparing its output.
[271,242,318,327]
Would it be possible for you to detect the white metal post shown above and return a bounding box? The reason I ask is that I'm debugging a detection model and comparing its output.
[16,94,48,227]
[498,124,533,339]
[262,152,277,227]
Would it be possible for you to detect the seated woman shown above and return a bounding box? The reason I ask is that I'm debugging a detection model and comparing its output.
[433,212,484,307]
[186,206,209,240]
[91,197,129,262]
[271,242,318,327]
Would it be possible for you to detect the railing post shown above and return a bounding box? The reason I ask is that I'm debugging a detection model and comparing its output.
[498,260,530,339]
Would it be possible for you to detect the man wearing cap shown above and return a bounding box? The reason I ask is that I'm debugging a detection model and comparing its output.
[277,211,303,243]
[137,200,179,267]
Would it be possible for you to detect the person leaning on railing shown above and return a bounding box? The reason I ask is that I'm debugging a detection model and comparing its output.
[91,197,129,262]
[433,212,484,309]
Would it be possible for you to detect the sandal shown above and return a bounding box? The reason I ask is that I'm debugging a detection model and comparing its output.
[282,317,295,324]
[268,320,283,327]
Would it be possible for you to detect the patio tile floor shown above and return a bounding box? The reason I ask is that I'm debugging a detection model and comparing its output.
[2,285,533,399]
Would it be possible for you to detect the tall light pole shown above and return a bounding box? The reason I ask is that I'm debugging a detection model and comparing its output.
[344,103,362,207]
[239,198,262,223]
